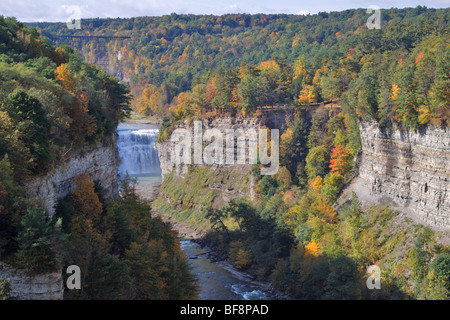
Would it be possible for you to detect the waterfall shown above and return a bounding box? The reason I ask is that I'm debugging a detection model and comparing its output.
[117,123,162,178]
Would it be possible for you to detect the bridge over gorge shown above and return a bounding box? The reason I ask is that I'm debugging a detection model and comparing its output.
[52,35,131,40]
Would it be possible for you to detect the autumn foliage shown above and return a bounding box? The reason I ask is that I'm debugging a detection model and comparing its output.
[304,240,320,257]
[55,63,74,91]
[56,173,198,300]
[329,144,353,176]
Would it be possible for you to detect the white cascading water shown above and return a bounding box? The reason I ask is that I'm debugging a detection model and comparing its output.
[117,124,162,177]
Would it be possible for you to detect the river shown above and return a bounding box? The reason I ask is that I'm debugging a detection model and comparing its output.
[116,122,271,300]
[180,239,270,300]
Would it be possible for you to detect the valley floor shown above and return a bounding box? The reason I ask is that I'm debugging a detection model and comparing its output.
[137,179,291,299]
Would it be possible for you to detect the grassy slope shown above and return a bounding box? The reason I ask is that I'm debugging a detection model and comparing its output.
[154,165,253,232]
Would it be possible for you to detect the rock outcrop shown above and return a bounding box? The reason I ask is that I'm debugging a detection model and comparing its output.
[0,262,63,300]
[156,116,261,180]
[25,134,120,216]
[1,135,120,300]
[155,107,324,179]
[358,121,450,228]
[155,116,263,221]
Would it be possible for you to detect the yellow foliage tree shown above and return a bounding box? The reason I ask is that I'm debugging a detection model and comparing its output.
[314,200,338,224]
[298,85,318,105]
[257,60,279,71]
[55,63,74,92]
[418,105,432,125]
[229,241,252,270]
[280,127,293,163]
[312,65,329,85]
[293,55,308,81]
[136,85,167,116]
[391,83,399,101]
[235,249,252,270]
[309,176,324,190]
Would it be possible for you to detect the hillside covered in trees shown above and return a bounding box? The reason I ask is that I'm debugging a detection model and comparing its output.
[31,7,449,131]
[23,7,450,300]
[0,17,197,300]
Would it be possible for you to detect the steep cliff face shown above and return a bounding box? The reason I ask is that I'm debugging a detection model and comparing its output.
[1,135,120,300]
[25,134,120,216]
[86,49,130,83]
[0,262,63,300]
[156,116,261,180]
[357,121,450,229]
[155,117,261,227]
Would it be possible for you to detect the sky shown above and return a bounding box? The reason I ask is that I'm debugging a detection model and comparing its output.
[0,0,448,22]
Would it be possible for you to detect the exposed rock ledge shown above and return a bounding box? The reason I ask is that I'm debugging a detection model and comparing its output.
[156,116,261,180]
[356,121,449,229]
[25,134,120,217]
[1,135,121,300]
[0,262,63,300]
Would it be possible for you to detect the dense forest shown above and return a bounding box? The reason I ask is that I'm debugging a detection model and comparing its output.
[31,7,449,132]
[5,6,450,300]
[55,7,450,300]
[158,106,450,299]
[0,17,197,299]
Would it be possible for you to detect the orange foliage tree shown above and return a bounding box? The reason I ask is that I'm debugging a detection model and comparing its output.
[329,144,353,176]
[298,85,318,105]
[70,173,104,228]
[67,173,110,288]
[305,240,320,257]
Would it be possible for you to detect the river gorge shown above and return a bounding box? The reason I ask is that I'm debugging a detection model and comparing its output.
[116,122,272,300]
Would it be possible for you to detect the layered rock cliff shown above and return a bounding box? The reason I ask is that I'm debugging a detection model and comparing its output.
[156,113,450,233]
[357,121,450,229]
[156,116,261,180]
[155,108,328,214]
[155,117,261,224]
[0,262,63,300]
[0,134,121,300]
[25,134,120,216]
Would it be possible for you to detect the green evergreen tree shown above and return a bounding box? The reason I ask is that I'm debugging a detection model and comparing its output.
[16,207,63,275]
[6,89,51,171]
[280,113,310,184]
